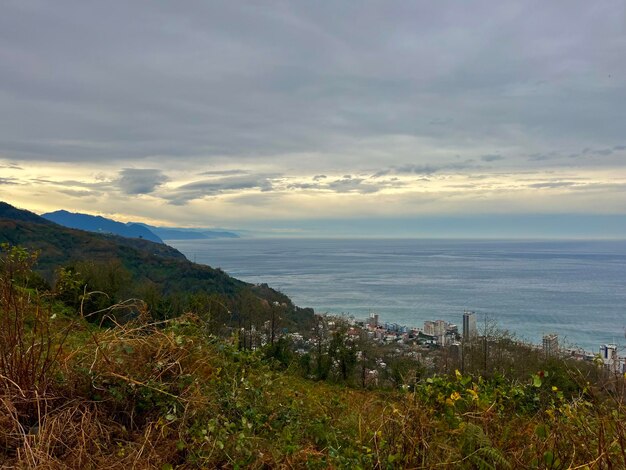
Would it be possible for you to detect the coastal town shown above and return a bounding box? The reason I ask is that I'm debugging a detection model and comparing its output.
[277,308,626,382]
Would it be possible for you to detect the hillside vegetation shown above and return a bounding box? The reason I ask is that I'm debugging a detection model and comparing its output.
[1,203,626,468]
[0,203,312,330]
[0,247,625,468]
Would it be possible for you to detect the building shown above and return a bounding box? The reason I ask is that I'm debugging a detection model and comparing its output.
[462,311,477,340]
[542,334,559,358]
[368,313,379,328]
[434,320,447,336]
[423,321,435,336]
[599,344,622,373]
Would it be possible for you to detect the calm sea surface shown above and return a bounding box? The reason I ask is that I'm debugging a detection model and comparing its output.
[168,238,626,352]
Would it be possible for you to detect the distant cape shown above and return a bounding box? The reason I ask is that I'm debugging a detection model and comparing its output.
[40,209,240,242]
[135,223,240,240]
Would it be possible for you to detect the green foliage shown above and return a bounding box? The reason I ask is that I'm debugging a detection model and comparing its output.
[54,266,84,309]
[264,336,294,369]
[1,285,625,468]
[459,422,511,469]
[328,326,358,382]
[0,204,316,345]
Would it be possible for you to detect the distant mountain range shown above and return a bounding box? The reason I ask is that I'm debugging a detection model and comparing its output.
[41,210,240,242]
[42,210,164,243]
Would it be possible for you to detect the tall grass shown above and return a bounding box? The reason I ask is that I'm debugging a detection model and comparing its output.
[0,245,70,457]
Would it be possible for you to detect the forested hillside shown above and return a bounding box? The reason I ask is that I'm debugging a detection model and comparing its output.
[0,202,313,329]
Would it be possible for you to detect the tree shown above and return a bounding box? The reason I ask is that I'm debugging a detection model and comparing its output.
[327,322,357,383]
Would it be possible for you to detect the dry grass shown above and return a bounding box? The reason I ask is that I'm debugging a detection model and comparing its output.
[0,308,213,469]
[3,311,626,468]
[0,245,203,468]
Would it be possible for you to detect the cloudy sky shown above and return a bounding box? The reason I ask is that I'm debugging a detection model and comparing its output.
[1,0,625,237]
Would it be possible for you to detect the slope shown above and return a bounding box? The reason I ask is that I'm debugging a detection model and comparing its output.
[0,202,263,300]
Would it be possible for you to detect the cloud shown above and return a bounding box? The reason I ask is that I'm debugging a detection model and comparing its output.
[373,160,480,177]
[328,176,380,194]
[480,154,504,162]
[373,165,438,177]
[56,189,97,197]
[198,169,249,176]
[285,174,406,194]
[30,178,110,189]
[528,153,556,161]
[528,181,578,189]
[179,176,274,193]
[0,1,624,173]
[287,182,321,190]
[395,165,441,175]
[567,182,626,193]
[164,174,275,205]
[1,2,626,229]
[117,169,169,195]
[568,146,626,159]
[0,177,19,185]
[227,192,281,207]
[0,163,22,170]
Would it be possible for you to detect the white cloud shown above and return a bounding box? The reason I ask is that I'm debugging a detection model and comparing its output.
[1,1,625,233]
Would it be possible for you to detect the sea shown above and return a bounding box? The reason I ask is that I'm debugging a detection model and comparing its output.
[167,238,626,353]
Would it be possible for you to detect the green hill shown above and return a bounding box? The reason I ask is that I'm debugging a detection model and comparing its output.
[0,202,311,327]
[0,201,56,224]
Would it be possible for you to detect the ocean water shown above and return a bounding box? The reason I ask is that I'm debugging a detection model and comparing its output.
[168,238,626,352]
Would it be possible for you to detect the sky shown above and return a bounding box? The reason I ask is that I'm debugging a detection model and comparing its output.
[1,0,625,237]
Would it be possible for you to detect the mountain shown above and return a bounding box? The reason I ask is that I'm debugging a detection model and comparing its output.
[135,223,240,240]
[2,205,189,279]
[1,203,239,295]
[0,201,312,327]
[41,210,164,243]
[40,209,239,242]
[0,201,55,225]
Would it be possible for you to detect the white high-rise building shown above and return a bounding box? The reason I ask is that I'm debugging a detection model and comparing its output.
[599,344,621,373]
[542,334,559,358]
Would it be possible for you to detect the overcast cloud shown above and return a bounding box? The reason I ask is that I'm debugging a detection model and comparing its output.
[0,0,625,234]
[117,168,169,195]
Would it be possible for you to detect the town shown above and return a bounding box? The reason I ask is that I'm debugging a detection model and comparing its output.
[267,308,626,386]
